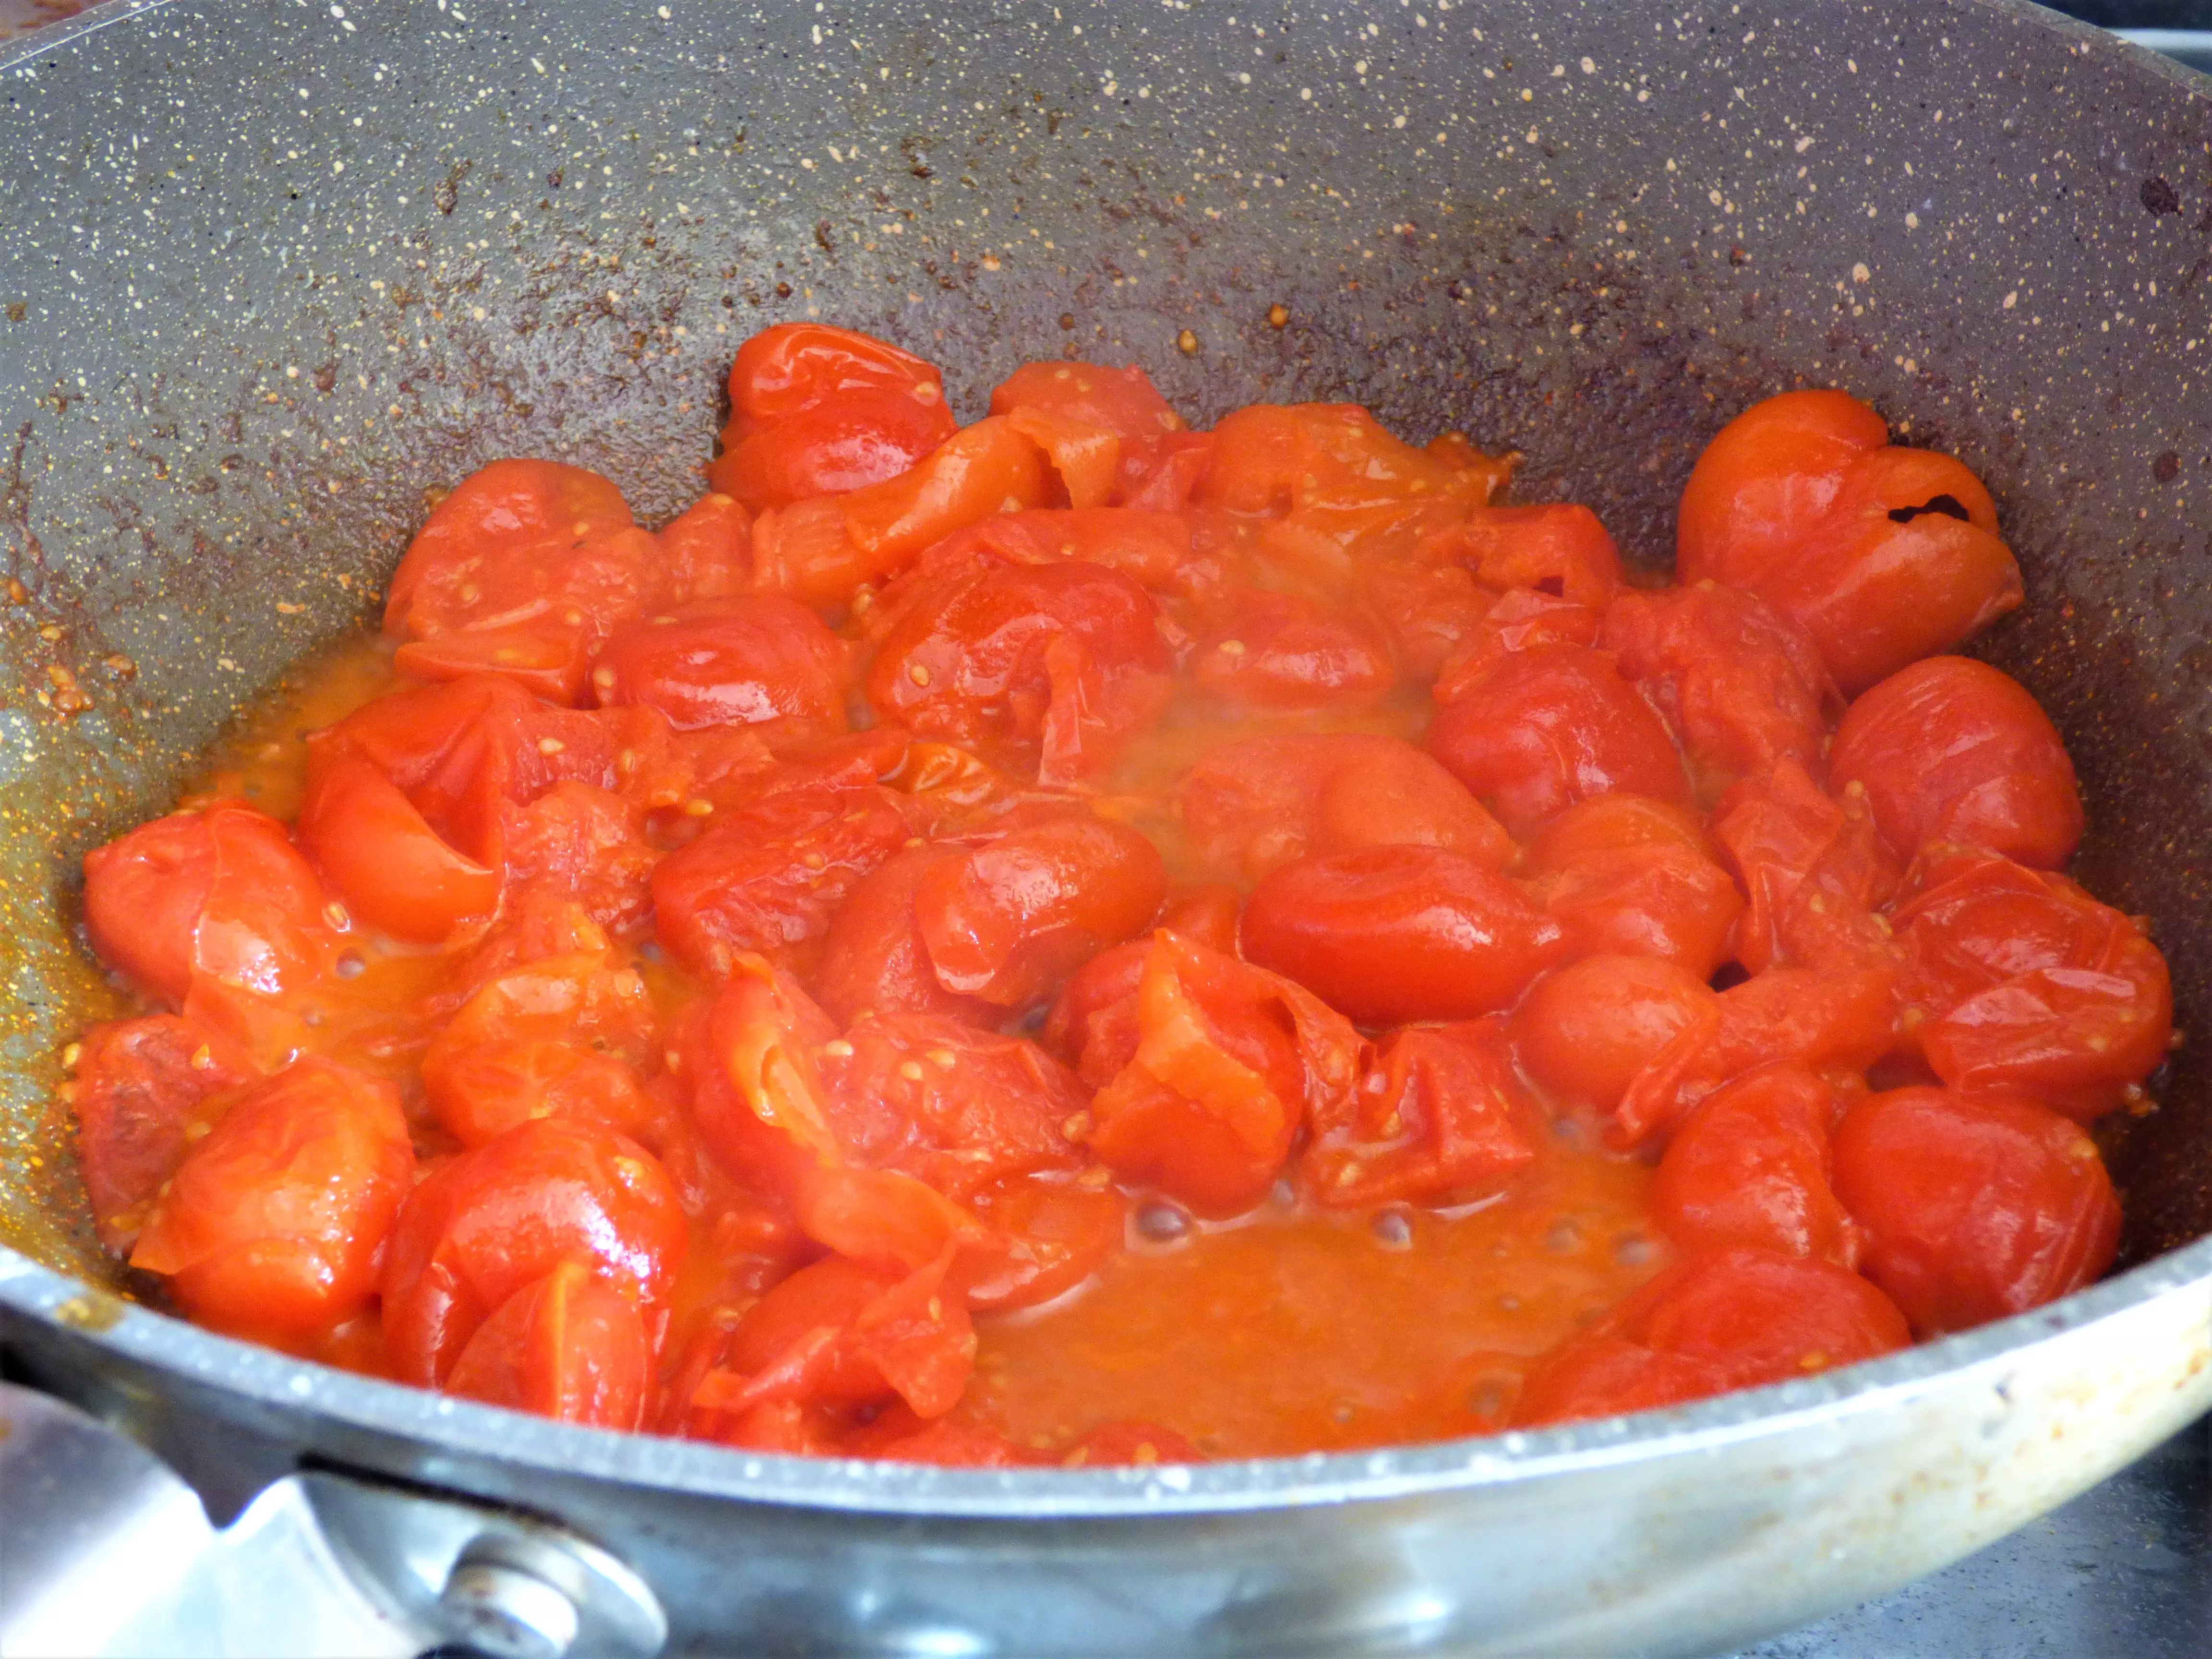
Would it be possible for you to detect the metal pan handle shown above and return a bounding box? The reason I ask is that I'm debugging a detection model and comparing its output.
[0,1382,666,1659]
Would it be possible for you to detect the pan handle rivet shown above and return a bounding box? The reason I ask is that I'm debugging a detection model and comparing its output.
[440,1558,582,1659]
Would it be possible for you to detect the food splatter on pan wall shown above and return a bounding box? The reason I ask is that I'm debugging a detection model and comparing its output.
[2,0,2208,1286]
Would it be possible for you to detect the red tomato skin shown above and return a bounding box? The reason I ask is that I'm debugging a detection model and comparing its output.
[1521,796,1743,979]
[709,389,958,513]
[1428,644,1690,838]
[1196,403,1500,516]
[1240,845,1570,1025]
[723,322,950,430]
[1513,955,1719,1113]
[1890,849,2170,1120]
[814,844,1003,1028]
[1831,1086,2120,1336]
[1708,757,1902,976]
[950,1173,1125,1312]
[131,1058,414,1342]
[71,1016,255,1253]
[447,1261,652,1429]
[988,360,1184,504]
[297,753,501,943]
[657,492,754,605]
[1599,583,1834,790]
[680,959,849,1192]
[1190,591,1398,713]
[1651,1063,1860,1266]
[380,1118,687,1386]
[1178,733,1512,885]
[1829,656,2083,870]
[913,814,1167,1008]
[591,598,850,734]
[649,786,913,980]
[83,804,335,1010]
[385,459,634,637]
[1430,503,1626,608]
[865,557,1171,779]
[1675,391,1891,590]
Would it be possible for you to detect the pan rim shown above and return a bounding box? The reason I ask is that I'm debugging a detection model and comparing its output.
[5,1232,2209,1517]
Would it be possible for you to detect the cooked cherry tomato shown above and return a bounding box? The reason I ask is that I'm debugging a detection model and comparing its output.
[1708,757,1901,975]
[1651,1063,1859,1266]
[897,506,1196,595]
[1085,931,1364,1216]
[816,1014,1091,1201]
[711,393,960,514]
[1197,403,1503,517]
[1891,848,2170,1119]
[1241,845,1569,1026]
[1428,643,1690,838]
[1677,391,2021,694]
[1359,558,1495,681]
[951,1172,1125,1311]
[500,780,660,938]
[1831,1085,2120,1335]
[1828,655,2083,870]
[380,1117,686,1386]
[132,1058,413,1341]
[655,492,753,605]
[813,843,1003,1028]
[447,1260,653,1429]
[590,597,849,736]
[852,1412,1041,1467]
[691,1250,974,1423]
[650,785,913,979]
[725,322,952,429]
[865,557,1171,782]
[1520,795,1743,978]
[1612,965,1899,1150]
[1513,955,1719,1114]
[1178,732,1512,886]
[1515,1248,1910,1427]
[1599,583,1832,791]
[297,754,501,944]
[1306,1018,1537,1208]
[911,812,1166,1008]
[1424,503,1624,609]
[1190,589,1399,713]
[989,361,1185,506]
[82,804,337,1028]
[680,957,847,1191]
[71,1016,256,1252]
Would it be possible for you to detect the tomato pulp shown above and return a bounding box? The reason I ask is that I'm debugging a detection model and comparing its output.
[64,327,2164,1465]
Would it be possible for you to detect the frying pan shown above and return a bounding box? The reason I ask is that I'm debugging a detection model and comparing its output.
[2,0,2210,1654]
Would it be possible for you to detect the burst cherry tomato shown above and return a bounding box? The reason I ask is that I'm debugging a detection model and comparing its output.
[1651,1063,1859,1266]
[813,844,1002,1028]
[1428,643,1690,838]
[447,1260,652,1429]
[1828,655,2083,870]
[1305,1018,1537,1208]
[1519,795,1743,979]
[1831,1085,2120,1336]
[70,1016,256,1252]
[1708,757,1901,975]
[1241,845,1569,1025]
[590,597,849,735]
[132,1058,414,1342]
[989,361,1186,507]
[1513,955,1719,1113]
[380,1118,686,1386]
[1190,590,1398,713]
[1425,503,1624,608]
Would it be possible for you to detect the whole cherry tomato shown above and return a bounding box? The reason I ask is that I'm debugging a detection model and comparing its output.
[380,1117,686,1386]
[590,597,850,735]
[82,804,337,1023]
[70,1015,255,1252]
[446,1260,652,1429]
[1831,1085,2120,1335]
[1891,848,2171,1119]
[1513,954,1719,1113]
[1828,655,2083,870]
[650,785,913,980]
[1651,1063,1859,1266]
[911,813,1167,1008]
[1190,589,1399,713]
[1515,1247,1910,1427]
[132,1058,414,1342]
[1599,583,1833,791]
[1428,643,1690,838]
[865,557,1171,781]
[1676,391,2020,694]
[1178,732,1513,886]
[1305,1017,1537,1208]
[1241,845,1569,1025]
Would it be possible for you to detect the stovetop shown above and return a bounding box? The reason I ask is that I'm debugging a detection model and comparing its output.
[1735,1418,2211,1658]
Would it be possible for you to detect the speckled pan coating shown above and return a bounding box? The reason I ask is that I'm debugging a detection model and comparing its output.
[0,0,2204,1338]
